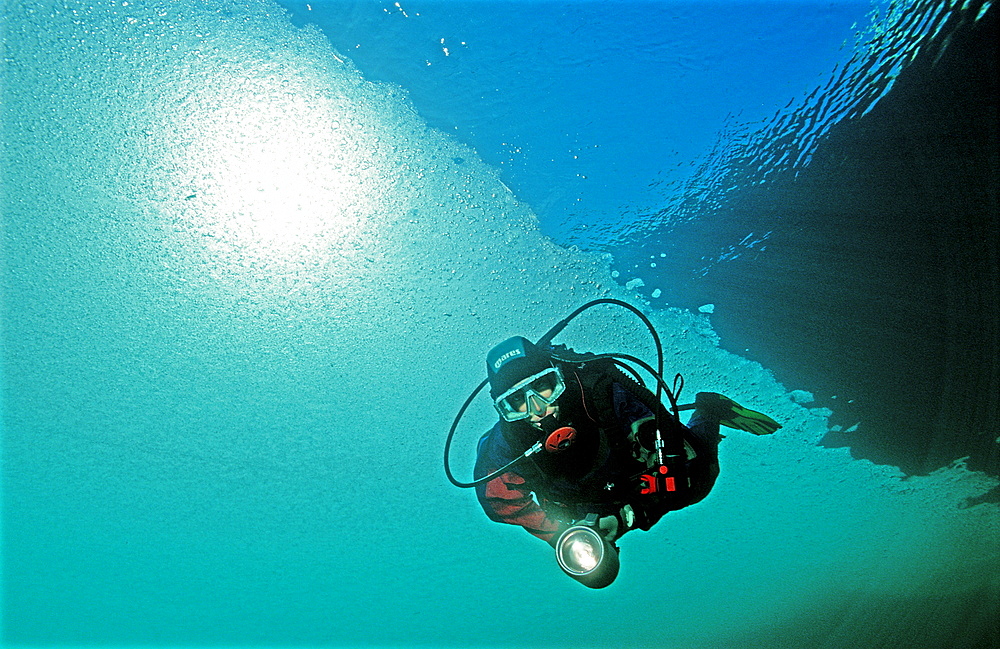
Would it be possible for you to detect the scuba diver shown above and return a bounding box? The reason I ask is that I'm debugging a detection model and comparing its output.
[445,299,781,587]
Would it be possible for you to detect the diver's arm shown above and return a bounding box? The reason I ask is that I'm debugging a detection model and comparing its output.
[611,383,693,530]
[479,470,565,544]
[473,424,566,543]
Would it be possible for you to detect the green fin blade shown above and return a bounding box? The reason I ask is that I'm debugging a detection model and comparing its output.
[696,392,781,435]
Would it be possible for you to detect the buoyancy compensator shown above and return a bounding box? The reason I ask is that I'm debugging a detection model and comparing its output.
[444,298,688,489]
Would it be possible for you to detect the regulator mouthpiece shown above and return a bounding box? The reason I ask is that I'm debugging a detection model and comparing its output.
[554,525,620,588]
[544,426,577,453]
[538,416,576,453]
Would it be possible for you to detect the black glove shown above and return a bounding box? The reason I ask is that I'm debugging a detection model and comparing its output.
[597,505,636,543]
[629,419,659,466]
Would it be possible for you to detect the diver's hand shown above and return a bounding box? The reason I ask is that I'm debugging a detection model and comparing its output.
[598,505,636,542]
[597,515,619,541]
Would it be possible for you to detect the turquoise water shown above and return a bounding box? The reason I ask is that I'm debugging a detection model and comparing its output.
[2,1,997,647]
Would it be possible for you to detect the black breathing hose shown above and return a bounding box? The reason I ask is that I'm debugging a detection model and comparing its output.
[442,377,542,488]
[443,298,676,488]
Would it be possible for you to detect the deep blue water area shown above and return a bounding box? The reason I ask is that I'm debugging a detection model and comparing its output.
[277,0,873,246]
[621,6,999,478]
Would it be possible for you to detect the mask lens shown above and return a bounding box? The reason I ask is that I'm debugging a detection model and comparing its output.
[528,373,556,394]
[506,391,527,412]
[495,366,565,422]
[526,393,548,417]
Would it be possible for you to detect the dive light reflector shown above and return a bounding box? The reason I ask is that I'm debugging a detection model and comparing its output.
[555,525,620,588]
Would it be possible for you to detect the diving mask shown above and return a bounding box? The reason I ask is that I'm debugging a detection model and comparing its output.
[493,366,566,422]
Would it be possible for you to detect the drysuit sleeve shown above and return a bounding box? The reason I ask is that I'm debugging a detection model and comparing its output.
[473,424,565,544]
[476,470,565,544]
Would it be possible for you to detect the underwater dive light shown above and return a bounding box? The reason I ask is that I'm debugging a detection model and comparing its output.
[554,518,620,589]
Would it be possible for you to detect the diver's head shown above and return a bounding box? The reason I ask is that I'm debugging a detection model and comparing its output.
[487,336,564,425]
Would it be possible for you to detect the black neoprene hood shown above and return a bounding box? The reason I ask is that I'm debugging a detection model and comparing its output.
[486,336,553,398]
